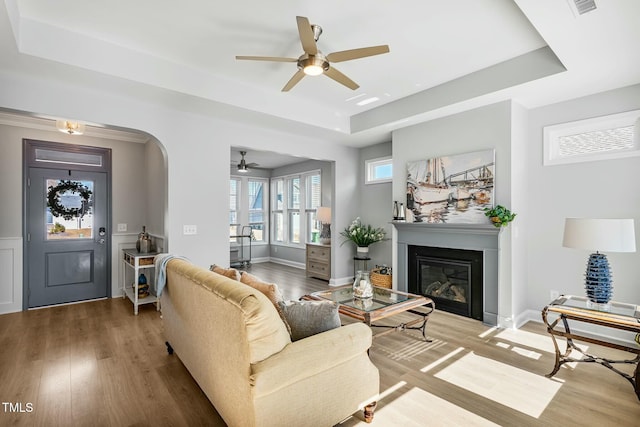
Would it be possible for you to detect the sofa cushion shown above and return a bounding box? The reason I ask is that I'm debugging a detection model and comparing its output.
[278,300,341,341]
[240,272,284,305]
[210,264,241,281]
[240,271,292,335]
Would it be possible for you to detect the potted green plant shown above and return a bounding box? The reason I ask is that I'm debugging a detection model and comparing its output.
[483,205,516,228]
[339,217,387,254]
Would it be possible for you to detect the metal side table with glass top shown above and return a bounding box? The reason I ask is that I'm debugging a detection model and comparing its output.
[542,295,640,400]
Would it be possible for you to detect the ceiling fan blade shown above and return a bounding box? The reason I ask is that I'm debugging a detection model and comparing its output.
[326,45,390,63]
[282,70,306,92]
[324,67,359,90]
[235,55,297,62]
[296,16,318,55]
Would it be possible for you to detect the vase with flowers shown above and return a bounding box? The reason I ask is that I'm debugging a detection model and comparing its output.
[339,217,387,254]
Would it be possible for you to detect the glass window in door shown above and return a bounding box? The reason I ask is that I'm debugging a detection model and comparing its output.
[45,179,94,240]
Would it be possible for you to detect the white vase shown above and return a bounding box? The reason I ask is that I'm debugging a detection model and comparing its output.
[356,246,369,255]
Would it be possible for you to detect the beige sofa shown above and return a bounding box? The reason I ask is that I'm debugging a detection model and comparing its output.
[160,258,379,427]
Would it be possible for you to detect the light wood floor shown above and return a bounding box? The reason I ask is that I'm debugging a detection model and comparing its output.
[1,262,639,426]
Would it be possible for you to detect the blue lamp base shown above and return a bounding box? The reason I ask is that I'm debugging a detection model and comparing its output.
[584,252,613,304]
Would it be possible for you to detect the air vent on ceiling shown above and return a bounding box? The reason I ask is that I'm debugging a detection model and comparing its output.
[573,0,597,15]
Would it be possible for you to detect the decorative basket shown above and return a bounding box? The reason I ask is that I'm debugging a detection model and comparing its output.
[370,268,392,289]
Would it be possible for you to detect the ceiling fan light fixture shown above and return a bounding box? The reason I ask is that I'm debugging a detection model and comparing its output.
[298,54,329,76]
[304,64,324,76]
[235,16,389,91]
[237,150,251,173]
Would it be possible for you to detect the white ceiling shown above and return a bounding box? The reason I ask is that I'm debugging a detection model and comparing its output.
[1,0,640,155]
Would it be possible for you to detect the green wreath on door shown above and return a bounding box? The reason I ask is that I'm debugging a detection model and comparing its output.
[47,180,92,220]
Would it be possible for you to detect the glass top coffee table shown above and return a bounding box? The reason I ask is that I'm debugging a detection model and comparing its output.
[306,285,435,341]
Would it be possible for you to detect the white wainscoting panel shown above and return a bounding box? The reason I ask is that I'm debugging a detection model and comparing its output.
[0,238,23,314]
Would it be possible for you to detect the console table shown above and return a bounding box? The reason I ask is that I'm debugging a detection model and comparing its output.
[541,295,640,400]
[122,249,159,315]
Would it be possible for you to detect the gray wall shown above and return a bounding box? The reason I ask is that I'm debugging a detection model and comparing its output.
[390,85,640,334]
[145,138,167,244]
[392,101,518,327]
[525,84,640,320]
[0,123,153,238]
[0,122,167,309]
[357,141,393,269]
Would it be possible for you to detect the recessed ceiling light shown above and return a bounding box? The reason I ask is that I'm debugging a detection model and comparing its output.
[356,97,380,106]
[345,93,367,102]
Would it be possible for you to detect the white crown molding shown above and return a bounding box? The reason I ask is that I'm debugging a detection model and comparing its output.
[0,111,150,143]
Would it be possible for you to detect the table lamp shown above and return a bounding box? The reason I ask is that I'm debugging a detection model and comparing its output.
[316,207,332,245]
[562,218,636,305]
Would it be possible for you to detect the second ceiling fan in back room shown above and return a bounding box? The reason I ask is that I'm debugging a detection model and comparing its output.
[236,16,390,92]
[235,151,259,173]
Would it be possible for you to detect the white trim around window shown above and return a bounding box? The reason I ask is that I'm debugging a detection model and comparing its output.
[543,110,640,166]
[271,169,321,247]
[365,156,393,184]
[229,175,269,245]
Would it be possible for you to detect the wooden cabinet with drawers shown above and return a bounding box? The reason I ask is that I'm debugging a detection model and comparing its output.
[306,243,331,280]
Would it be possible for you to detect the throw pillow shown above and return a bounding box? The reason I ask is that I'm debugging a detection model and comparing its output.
[240,272,284,305]
[240,272,291,335]
[278,300,341,341]
[209,264,241,281]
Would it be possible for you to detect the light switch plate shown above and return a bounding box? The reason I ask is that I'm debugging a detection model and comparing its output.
[117,223,127,232]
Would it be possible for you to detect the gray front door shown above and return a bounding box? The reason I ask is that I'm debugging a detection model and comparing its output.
[25,146,110,308]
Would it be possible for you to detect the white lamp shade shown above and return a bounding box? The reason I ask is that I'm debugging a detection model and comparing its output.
[563,218,636,252]
[316,207,331,223]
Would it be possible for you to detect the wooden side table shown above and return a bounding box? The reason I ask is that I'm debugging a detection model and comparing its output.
[306,243,331,280]
[542,295,640,400]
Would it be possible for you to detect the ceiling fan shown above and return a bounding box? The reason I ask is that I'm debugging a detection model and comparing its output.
[236,16,389,92]
[235,151,259,173]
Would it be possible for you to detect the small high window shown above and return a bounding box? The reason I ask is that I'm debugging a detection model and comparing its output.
[366,156,393,184]
[544,110,640,166]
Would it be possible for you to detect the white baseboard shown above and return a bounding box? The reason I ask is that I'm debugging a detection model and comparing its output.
[330,276,353,286]
[268,257,305,270]
[515,309,541,329]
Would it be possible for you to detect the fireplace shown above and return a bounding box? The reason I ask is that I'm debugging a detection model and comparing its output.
[408,245,483,321]
[394,222,499,326]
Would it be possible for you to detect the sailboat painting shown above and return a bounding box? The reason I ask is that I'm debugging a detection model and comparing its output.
[406,149,495,223]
